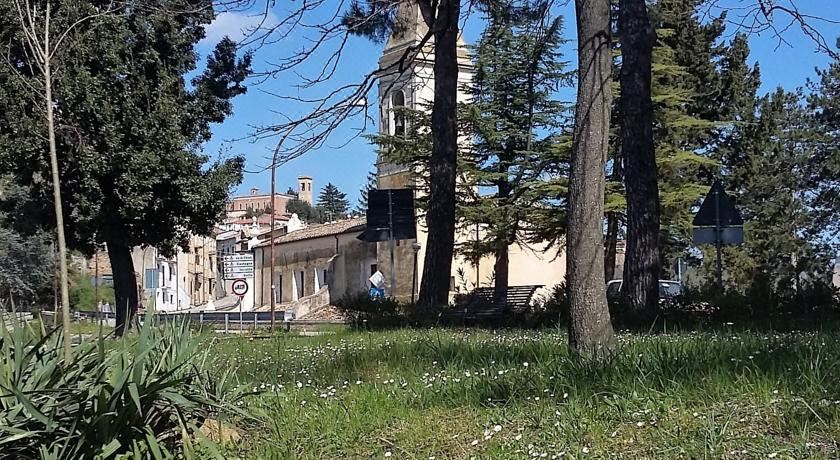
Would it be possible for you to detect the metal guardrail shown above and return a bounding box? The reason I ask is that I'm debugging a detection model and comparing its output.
[71,310,345,332]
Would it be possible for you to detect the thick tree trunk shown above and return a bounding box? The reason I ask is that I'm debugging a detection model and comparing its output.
[493,240,509,305]
[417,0,460,309]
[108,241,138,336]
[567,0,615,357]
[619,0,660,320]
[604,211,620,281]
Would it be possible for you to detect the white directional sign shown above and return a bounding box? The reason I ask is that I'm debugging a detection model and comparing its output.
[222,254,254,279]
[231,279,249,296]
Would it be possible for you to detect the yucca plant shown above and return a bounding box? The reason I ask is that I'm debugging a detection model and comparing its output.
[0,312,249,459]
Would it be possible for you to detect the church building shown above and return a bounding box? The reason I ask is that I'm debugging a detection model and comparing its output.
[374,2,567,303]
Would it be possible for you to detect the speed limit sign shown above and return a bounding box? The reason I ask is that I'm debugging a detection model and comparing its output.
[231,279,249,296]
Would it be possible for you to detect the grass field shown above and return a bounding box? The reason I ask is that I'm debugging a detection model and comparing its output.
[210,327,840,459]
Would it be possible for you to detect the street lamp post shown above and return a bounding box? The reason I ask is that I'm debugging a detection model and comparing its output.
[269,131,293,333]
[411,241,421,305]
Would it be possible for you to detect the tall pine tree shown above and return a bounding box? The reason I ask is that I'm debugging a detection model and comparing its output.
[0,1,249,334]
[317,182,350,221]
[806,42,840,250]
[713,89,833,308]
[460,2,572,301]
[649,1,721,263]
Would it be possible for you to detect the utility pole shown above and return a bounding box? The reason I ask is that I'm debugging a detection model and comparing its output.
[175,250,180,310]
[94,250,99,309]
[388,189,396,299]
[714,184,723,289]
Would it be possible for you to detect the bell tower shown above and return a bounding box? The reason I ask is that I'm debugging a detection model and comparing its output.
[298,176,313,205]
[375,1,473,190]
[373,1,474,302]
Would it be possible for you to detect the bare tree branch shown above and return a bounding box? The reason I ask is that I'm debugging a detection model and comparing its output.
[702,0,839,58]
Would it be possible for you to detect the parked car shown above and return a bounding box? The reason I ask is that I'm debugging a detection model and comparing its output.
[606,279,684,304]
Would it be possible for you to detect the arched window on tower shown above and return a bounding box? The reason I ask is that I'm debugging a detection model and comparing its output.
[391,90,406,137]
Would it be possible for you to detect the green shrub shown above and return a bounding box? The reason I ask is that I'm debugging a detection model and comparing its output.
[335,291,408,328]
[529,282,570,327]
[0,314,249,459]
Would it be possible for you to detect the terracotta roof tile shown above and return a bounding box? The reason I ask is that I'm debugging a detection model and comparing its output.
[258,218,366,246]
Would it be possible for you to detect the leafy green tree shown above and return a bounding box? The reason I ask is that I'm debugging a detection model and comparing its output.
[0,1,250,334]
[287,199,324,224]
[243,205,271,219]
[0,179,56,309]
[648,1,722,264]
[712,89,833,307]
[806,40,840,249]
[317,182,350,221]
[69,269,115,312]
[459,3,572,301]
[605,0,760,286]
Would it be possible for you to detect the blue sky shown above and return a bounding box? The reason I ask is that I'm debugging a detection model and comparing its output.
[197,0,839,205]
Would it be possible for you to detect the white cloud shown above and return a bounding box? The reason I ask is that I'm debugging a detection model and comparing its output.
[202,11,278,45]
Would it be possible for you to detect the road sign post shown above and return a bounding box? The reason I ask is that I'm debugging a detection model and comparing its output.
[231,279,249,334]
[692,181,745,288]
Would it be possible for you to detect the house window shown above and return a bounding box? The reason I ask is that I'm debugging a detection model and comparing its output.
[144,269,157,290]
[391,90,406,136]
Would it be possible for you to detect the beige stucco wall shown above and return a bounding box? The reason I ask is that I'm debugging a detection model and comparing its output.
[254,232,377,309]
[375,213,567,304]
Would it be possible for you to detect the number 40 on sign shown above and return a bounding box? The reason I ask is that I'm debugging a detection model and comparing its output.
[231,279,248,296]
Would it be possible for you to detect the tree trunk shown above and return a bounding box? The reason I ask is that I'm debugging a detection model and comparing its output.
[604,211,619,281]
[567,0,615,357]
[108,240,138,336]
[417,0,460,309]
[605,139,624,282]
[618,0,660,320]
[42,10,72,363]
[493,240,509,305]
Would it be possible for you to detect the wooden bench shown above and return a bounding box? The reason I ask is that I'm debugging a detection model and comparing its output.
[439,285,543,325]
